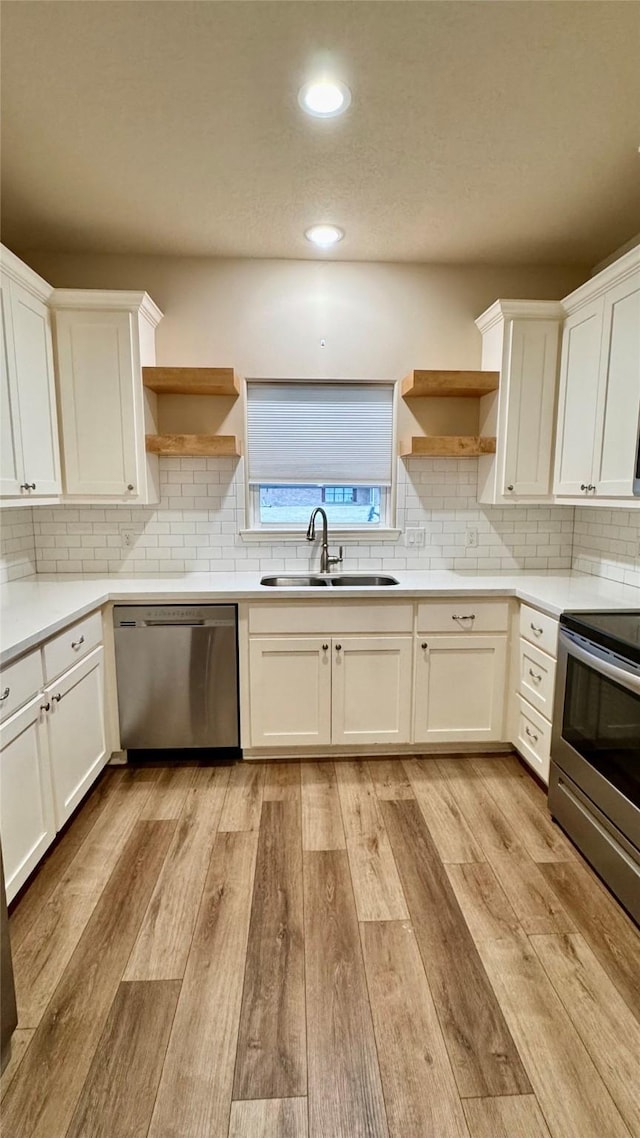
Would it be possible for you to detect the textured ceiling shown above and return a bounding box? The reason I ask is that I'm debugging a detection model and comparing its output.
[1,0,639,264]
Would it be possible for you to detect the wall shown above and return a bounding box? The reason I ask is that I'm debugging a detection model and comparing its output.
[0,508,36,582]
[31,455,575,575]
[571,508,640,589]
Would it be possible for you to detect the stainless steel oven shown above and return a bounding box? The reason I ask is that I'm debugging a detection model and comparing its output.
[549,610,640,923]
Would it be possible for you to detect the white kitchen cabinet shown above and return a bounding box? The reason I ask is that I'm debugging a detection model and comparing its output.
[52,290,162,502]
[414,634,507,744]
[476,300,564,503]
[331,636,412,745]
[592,274,640,496]
[0,247,62,498]
[249,637,332,748]
[553,246,640,501]
[0,696,56,903]
[44,646,108,828]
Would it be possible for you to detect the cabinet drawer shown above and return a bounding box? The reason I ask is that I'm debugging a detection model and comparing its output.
[43,610,103,682]
[0,649,44,723]
[417,599,509,634]
[248,602,414,636]
[516,695,551,784]
[519,638,556,719]
[520,604,558,657]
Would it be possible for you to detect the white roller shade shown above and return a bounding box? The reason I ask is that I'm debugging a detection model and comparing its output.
[247,382,394,485]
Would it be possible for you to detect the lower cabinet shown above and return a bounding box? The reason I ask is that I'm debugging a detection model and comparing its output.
[249,634,413,748]
[45,646,108,827]
[249,638,331,748]
[0,696,56,902]
[414,634,507,743]
[331,636,413,745]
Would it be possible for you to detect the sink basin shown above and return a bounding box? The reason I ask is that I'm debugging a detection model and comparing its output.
[260,575,330,587]
[329,574,399,587]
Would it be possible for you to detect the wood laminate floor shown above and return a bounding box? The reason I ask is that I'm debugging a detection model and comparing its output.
[3,755,639,1138]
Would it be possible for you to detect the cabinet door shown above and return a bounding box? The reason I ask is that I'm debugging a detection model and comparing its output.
[553,298,603,495]
[45,646,107,827]
[0,696,55,902]
[0,274,23,495]
[10,279,61,495]
[249,638,331,748]
[503,319,560,496]
[592,274,640,497]
[414,634,507,744]
[55,309,139,495]
[331,636,412,746]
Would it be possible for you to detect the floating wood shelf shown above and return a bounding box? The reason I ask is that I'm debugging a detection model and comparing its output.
[145,434,240,457]
[401,370,499,399]
[400,436,497,457]
[142,367,240,397]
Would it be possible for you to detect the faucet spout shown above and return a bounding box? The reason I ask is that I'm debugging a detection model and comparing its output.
[306,507,330,573]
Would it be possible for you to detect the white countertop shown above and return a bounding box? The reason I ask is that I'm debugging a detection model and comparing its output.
[1,570,639,666]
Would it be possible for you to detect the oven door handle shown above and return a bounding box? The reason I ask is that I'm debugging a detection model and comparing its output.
[561,630,640,696]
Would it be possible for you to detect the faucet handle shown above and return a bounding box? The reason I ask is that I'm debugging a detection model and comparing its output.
[328,545,344,567]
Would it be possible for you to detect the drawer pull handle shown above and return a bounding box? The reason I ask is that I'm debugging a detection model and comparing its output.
[322,643,329,651]
[530,623,543,636]
[528,668,543,683]
[71,635,85,650]
[52,693,62,703]
[40,702,50,713]
[0,687,10,702]
[452,614,475,623]
[524,725,539,742]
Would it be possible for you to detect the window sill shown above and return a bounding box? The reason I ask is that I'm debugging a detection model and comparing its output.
[239,528,402,543]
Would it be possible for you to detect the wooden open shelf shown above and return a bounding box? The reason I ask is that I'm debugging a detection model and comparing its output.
[400,435,497,457]
[142,367,240,397]
[145,434,240,457]
[401,370,499,399]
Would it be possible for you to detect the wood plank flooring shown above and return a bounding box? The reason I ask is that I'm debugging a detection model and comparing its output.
[5,755,640,1138]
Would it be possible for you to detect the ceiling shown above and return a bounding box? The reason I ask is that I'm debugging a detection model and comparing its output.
[2,1,639,265]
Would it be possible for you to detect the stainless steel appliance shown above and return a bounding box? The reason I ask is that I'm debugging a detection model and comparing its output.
[550,610,640,922]
[114,604,240,756]
[1,847,17,1073]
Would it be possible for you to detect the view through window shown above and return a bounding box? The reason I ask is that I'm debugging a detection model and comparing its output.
[257,485,382,526]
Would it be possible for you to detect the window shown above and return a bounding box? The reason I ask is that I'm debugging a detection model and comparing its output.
[246,381,394,530]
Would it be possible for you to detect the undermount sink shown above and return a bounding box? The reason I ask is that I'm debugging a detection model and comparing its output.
[260,575,331,587]
[330,574,399,587]
[260,573,399,588]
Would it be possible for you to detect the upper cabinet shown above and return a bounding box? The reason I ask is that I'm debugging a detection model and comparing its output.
[0,248,62,498]
[475,300,564,504]
[553,247,640,501]
[51,291,163,502]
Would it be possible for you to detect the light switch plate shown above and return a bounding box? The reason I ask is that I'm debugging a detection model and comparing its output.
[405,527,426,548]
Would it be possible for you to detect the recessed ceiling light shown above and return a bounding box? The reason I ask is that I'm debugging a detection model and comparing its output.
[305,224,345,249]
[298,79,351,118]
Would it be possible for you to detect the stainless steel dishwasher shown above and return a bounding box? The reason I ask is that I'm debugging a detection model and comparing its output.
[113,604,240,756]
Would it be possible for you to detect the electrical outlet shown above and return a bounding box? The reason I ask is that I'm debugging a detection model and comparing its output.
[465,526,479,549]
[121,529,136,548]
[405,527,426,548]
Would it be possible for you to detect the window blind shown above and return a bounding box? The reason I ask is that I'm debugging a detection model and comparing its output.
[246,382,394,485]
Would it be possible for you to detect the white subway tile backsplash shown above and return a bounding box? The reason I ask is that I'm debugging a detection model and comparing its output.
[0,508,36,582]
[571,507,640,588]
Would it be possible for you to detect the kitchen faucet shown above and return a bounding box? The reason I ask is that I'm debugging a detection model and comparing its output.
[306,507,343,574]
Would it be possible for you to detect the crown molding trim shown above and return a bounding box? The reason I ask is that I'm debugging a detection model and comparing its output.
[475,298,565,334]
[50,289,163,326]
[0,245,54,303]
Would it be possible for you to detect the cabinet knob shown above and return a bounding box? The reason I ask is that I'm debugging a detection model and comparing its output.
[322,644,329,651]
[421,642,428,650]
[40,702,51,713]
[20,482,36,491]
[335,644,342,651]
[51,693,62,703]
[588,484,596,492]
[0,687,10,702]
[127,484,135,492]
[506,484,514,492]
[580,483,589,492]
